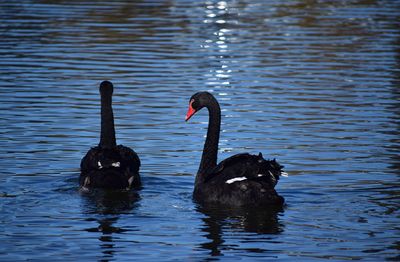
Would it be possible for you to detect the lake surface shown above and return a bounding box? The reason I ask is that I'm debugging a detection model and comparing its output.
[1,0,399,260]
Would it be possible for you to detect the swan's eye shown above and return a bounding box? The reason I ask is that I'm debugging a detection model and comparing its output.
[191,99,200,109]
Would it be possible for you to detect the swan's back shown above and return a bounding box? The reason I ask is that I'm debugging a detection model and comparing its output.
[194,153,285,206]
[80,145,140,190]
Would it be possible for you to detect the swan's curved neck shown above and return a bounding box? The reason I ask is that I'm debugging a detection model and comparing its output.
[197,99,221,182]
[99,93,116,149]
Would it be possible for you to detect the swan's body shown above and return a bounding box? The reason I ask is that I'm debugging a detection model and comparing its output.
[80,81,140,190]
[186,92,285,206]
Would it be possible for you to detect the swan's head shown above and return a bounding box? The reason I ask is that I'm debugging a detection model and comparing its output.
[99,80,114,96]
[185,92,216,121]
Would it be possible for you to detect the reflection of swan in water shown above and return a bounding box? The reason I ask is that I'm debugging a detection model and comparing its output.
[81,189,141,215]
[85,216,127,261]
[81,190,141,261]
[196,204,284,256]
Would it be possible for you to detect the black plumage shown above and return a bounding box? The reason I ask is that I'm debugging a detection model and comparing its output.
[79,81,140,190]
[186,92,285,206]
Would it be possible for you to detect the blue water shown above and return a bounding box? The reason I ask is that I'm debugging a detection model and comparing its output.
[0,0,399,261]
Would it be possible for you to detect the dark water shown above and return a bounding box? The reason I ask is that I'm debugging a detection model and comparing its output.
[1,0,400,260]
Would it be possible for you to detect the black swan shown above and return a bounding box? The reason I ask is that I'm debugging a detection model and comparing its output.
[185,92,286,206]
[80,81,141,190]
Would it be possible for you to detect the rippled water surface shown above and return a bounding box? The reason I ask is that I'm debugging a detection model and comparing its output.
[1,0,400,261]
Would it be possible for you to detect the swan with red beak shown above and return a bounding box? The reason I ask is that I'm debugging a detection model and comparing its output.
[185,91,286,207]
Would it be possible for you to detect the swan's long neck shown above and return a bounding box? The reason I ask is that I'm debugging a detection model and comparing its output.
[99,92,117,149]
[197,99,221,183]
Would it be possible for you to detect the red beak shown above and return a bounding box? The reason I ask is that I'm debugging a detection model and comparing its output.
[185,100,196,121]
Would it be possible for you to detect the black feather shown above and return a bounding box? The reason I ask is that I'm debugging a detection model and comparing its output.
[79,81,141,190]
